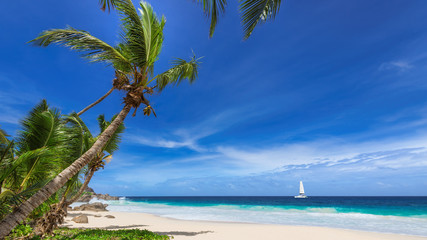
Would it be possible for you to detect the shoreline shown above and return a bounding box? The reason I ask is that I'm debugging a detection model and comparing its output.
[62,210,427,240]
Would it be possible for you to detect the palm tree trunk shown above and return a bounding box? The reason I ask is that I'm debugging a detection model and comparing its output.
[0,104,131,238]
[77,87,115,116]
[66,168,95,205]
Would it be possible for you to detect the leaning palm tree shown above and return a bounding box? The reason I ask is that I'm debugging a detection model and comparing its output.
[35,114,124,237]
[0,0,200,237]
[0,100,73,221]
[99,0,281,39]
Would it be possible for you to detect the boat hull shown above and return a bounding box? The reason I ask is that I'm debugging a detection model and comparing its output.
[294,195,308,199]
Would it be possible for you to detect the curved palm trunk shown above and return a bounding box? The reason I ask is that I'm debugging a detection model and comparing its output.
[67,168,95,205]
[0,105,131,238]
[34,169,95,236]
[77,87,115,116]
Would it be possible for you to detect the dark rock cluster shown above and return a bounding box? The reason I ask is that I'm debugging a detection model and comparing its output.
[75,187,119,202]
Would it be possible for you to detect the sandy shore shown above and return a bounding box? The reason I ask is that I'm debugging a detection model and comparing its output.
[62,211,427,240]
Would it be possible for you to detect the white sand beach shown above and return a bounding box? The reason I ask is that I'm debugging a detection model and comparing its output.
[62,211,427,240]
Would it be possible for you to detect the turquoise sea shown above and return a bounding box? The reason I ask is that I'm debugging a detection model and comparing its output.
[86,196,427,236]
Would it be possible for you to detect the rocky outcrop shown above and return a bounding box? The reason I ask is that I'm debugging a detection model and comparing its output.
[95,193,119,201]
[71,214,88,223]
[76,194,92,202]
[73,202,108,212]
[75,187,119,202]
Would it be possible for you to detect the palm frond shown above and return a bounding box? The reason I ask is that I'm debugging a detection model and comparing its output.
[139,1,166,72]
[13,100,67,190]
[0,141,14,166]
[155,54,201,91]
[9,181,49,206]
[115,0,165,71]
[62,113,93,166]
[239,0,281,39]
[97,114,125,154]
[17,100,63,152]
[0,127,8,144]
[195,0,227,38]
[29,27,132,70]
[99,0,118,12]
[0,148,49,185]
[97,114,108,133]
[65,113,93,138]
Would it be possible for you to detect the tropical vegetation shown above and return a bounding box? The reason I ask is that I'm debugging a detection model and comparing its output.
[99,0,282,39]
[6,225,170,240]
[0,101,124,238]
[0,0,200,237]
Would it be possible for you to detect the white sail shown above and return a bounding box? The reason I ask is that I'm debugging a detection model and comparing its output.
[299,181,305,194]
[295,181,308,198]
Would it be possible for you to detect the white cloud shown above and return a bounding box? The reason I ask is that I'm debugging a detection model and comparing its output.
[126,105,273,152]
[0,73,42,125]
[379,60,413,72]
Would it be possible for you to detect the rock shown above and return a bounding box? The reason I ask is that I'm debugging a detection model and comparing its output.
[73,186,119,202]
[94,215,101,218]
[73,202,108,212]
[71,215,88,223]
[67,207,73,211]
[105,215,115,219]
[95,193,119,201]
[76,194,93,202]
[85,186,95,193]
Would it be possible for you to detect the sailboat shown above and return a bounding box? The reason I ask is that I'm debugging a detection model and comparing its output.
[294,181,308,198]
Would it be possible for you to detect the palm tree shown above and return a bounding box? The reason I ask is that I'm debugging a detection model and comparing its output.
[35,114,125,237]
[0,0,200,237]
[0,100,73,220]
[68,114,124,204]
[99,0,282,39]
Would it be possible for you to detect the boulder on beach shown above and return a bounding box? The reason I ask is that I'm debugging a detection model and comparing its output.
[73,202,108,212]
[105,215,115,219]
[71,214,88,223]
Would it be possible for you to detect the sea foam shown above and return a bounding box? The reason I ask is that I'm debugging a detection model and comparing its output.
[104,199,427,237]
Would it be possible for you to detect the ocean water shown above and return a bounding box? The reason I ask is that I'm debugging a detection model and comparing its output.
[93,196,427,236]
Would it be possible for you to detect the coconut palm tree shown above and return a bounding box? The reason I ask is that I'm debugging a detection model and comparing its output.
[35,114,125,237]
[99,0,281,39]
[67,114,124,204]
[0,0,200,237]
[0,100,72,220]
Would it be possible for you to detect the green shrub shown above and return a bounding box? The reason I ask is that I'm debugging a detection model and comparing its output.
[5,224,37,239]
[46,228,171,240]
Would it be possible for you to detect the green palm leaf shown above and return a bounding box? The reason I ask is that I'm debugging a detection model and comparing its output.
[0,127,8,144]
[0,148,49,184]
[63,113,92,165]
[115,0,165,72]
[196,0,227,38]
[29,27,132,70]
[240,0,281,39]
[99,0,118,11]
[14,100,66,190]
[97,114,125,154]
[155,56,201,91]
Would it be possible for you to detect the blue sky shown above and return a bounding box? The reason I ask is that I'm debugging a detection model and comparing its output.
[1,0,427,196]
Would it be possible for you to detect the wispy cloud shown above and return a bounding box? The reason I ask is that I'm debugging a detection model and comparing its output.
[126,105,273,152]
[143,146,427,196]
[0,73,41,125]
[379,60,413,72]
